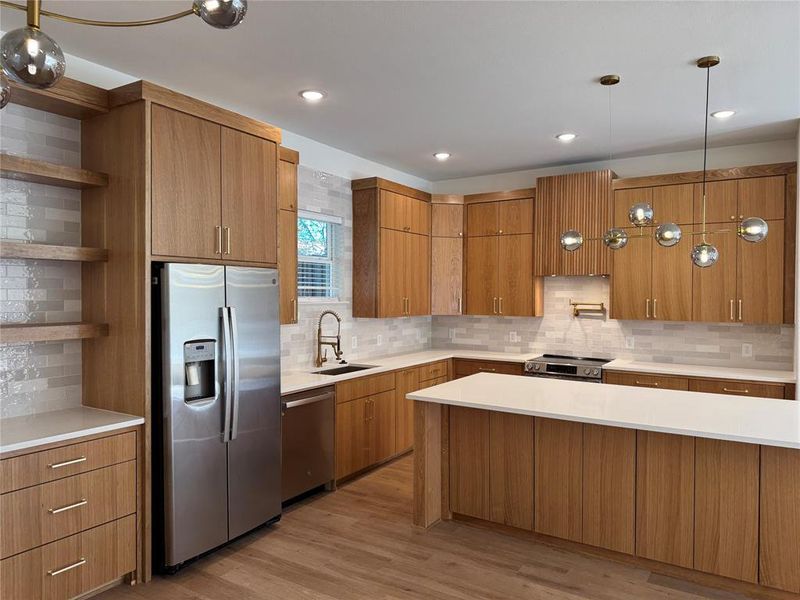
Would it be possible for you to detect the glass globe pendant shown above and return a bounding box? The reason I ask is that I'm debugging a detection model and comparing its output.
[0,72,9,109]
[691,242,719,268]
[738,217,769,243]
[628,203,654,227]
[560,230,583,252]
[602,228,628,249]
[0,27,65,89]
[655,223,682,247]
[193,0,248,28]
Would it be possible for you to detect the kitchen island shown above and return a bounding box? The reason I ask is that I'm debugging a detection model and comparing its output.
[409,374,800,596]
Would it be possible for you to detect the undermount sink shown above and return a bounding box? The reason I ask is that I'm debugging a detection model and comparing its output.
[313,364,377,375]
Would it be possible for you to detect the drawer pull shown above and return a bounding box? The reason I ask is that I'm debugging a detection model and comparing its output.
[48,498,88,514]
[48,456,87,469]
[48,558,87,577]
[722,387,749,394]
[478,368,497,373]
[635,380,659,387]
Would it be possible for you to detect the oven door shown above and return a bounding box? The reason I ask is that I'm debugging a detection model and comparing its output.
[525,372,600,383]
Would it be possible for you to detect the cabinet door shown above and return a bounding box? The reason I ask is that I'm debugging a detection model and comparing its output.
[394,369,419,453]
[465,236,498,315]
[613,188,651,228]
[694,180,737,224]
[368,391,396,465]
[737,220,784,324]
[636,431,695,568]
[406,233,430,316]
[407,197,431,235]
[278,209,298,324]
[489,412,534,530]
[335,398,369,479]
[760,446,800,593]
[610,230,652,320]
[687,378,785,399]
[380,190,407,232]
[739,176,784,220]
[692,229,736,322]
[497,198,533,235]
[651,184,694,225]
[431,237,462,315]
[379,228,406,317]
[432,204,463,237]
[466,202,498,236]
[651,225,692,321]
[278,156,297,211]
[497,234,533,316]
[603,371,689,391]
[449,407,491,520]
[221,128,277,264]
[151,105,221,259]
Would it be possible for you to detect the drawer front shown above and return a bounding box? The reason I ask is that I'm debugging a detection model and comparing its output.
[417,360,449,382]
[688,378,786,399]
[453,359,524,379]
[1,461,136,559]
[0,515,136,600]
[336,372,395,404]
[603,371,689,391]
[424,375,448,387]
[1,432,136,494]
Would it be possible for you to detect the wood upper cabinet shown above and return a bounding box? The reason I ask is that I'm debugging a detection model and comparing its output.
[692,228,737,322]
[352,178,431,318]
[610,227,652,320]
[739,176,785,220]
[694,180,738,224]
[151,105,221,260]
[278,147,299,324]
[498,234,533,316]
[497,199,534,235]
[465,236,498,316]
[650,225,693,321]
[431,237,462,315]
[465,202,498,237]
[738,219,784,324]
[651,184,694,225]
[278,147,298,211]
[431,203,463,237]
[151,104,278,265]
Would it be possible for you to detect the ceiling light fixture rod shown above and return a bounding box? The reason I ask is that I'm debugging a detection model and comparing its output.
[1,0,195,27]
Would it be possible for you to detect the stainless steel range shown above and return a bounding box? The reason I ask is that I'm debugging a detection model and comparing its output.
[524,354,611,382]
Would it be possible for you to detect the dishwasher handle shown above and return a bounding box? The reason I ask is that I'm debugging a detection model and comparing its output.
[282,391,335,411]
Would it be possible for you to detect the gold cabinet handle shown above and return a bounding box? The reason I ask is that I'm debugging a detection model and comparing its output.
[493,297,498,314]
[457,297,462,314]
[215,225,222,255]
[224,227,231,255]
[48,498,88,514]
[498,297,503,315]
[478,367,497,373]
[635,380,660,387]
[645,298,651,319]
[738,299,742,321]
[48,456,86,469]
[722,387,749,394]
[498,229,503,234]
[730,215,736,220]
[730,299,734,321]
[48,558,87,577]
[653,298,657,319]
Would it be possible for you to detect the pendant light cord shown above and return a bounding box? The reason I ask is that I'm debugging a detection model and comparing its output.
[702,65,710,244]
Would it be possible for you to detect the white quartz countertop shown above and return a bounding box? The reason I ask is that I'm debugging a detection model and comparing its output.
[605,359,795,384]
[0,407,144,455]
[408,373,800,449]
[281,349,532,395]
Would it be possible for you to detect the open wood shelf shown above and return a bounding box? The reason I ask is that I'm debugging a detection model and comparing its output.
[8,77,109,120]
[0,154,108,189]
[0,241,108,262]
[0,322,109,344]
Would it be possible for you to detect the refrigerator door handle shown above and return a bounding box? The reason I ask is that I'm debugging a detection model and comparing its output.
[229,306,241,441]
[220,306,233,443]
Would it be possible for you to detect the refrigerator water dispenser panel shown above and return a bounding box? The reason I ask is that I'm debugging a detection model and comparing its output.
[183,339,216,402]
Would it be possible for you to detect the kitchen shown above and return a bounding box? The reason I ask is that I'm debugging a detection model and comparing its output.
[0,2,799,599]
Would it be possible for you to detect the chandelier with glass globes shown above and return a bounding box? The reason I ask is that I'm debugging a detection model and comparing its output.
[559,56,768,268]
[0,0,248,109]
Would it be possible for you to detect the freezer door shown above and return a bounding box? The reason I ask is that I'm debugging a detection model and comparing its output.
[162,263,229,566]
[225,267,282,538]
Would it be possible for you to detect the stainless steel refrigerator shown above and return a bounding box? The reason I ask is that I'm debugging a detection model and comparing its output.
[153,263,281,570]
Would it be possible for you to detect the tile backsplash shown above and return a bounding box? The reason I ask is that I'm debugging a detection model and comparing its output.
[280,166,430,370]
[432,276,794,370]
[0,104,83,417]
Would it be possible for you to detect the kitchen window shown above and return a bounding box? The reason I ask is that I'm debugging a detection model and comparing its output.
[297,212,339,299]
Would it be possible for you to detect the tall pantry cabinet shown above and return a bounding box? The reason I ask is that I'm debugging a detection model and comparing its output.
[278,147,299,324]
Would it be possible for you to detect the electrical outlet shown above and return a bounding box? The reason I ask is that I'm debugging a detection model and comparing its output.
[509,331,518,343]
[742,343,753,358]
[449,328,456,340]
[376,334,383,346]
[625,336,635,349]
[351,336,358,350]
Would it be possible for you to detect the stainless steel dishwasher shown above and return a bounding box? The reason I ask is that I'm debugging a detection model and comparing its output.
[281,386,335,502]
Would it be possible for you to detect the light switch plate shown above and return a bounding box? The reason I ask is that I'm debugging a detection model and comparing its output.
[742,343,753,357]
[376,334,383,346]
[625,336,635,349]
[351,336,358,350]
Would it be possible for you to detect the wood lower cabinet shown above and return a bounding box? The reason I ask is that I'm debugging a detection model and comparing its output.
[635,431,695,568]
[534,418,582,542]
[489,413,534,531]
[694,438,759,583]
[448,407,491,520]
[603,371,689,391]
[453,359,523,379]
[335,390,396,480]
[605,370,789,399]
[394,368,419,454]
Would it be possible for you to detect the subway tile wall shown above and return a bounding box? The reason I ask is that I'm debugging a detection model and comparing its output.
[280,166,431,370]
[0,104,83,417]
[432,276,794,369]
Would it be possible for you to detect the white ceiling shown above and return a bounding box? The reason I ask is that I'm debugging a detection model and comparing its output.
[2,1,798,181]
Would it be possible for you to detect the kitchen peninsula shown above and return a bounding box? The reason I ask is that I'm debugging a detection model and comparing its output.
[410,374,800,595]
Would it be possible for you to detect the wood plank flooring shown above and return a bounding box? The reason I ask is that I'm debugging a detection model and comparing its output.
[98,456,760,600]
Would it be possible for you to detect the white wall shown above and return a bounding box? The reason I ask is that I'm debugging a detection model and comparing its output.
[432,139,798,194]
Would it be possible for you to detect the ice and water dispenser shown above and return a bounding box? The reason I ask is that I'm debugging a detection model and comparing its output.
[183,340,216,402]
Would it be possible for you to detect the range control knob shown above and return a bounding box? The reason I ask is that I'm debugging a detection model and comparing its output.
[592,369,600,376]
[534,363,541,371]
[583,368,591,375]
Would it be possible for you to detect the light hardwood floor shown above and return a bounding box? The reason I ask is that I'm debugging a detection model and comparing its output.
[99,455,759,600]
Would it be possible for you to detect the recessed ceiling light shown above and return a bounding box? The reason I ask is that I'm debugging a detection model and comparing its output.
[300,90,326,102]
[555,133,577,142]
[711,110,735,119]
[433,152,451,161]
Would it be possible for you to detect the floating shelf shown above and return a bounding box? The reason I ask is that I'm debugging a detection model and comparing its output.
[0,154,108,189]
[0,322,109,344]
[8,77,109,120]
[0,241,108,262]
